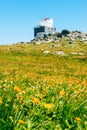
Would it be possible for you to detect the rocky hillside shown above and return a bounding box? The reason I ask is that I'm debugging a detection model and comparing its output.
[31,30,87,44]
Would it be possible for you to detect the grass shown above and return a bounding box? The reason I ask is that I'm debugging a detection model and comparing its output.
[0,41,87,129]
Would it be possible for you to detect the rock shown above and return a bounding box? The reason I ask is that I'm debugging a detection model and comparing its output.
[78,52,84,55]
[71,52,84,55]
[54,51,66,56]
[71,52,78,55]
[43,50,50,54]
[31,30,87,44]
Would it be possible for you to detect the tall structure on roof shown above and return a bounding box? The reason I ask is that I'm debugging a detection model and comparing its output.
[34,18,56,38]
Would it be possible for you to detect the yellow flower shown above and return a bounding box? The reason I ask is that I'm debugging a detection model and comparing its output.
[14,86,22,93]
[18,120,25,125]
[44,103,54,109]
[59,90,65,96]
[75,117,81,122]
[32,97,40,104]
[0,97,2,104]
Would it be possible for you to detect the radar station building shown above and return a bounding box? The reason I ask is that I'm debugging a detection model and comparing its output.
[34,18,56,38]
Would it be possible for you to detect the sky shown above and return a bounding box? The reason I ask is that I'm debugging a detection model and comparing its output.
[0,0,87,45]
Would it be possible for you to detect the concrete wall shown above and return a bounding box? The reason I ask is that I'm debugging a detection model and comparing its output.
[34,26,56,37]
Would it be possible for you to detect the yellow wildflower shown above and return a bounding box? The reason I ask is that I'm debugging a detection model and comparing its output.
[75,117,81,122]
[18,120,25,125]
[59,90,65,96]
[0,97,2,104]
[14,86,22,93]
[32,97,40,104]
[44,103,54,109]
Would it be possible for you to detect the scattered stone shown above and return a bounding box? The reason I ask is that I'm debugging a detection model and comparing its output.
[54,51,66,56]
[71,52,84,55]
[43,50,50,54]
[31,30,87,44]
[71,52,78,55]
[78,52,84,56]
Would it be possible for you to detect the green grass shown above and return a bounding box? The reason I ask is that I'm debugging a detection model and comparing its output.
[0,41,87,129]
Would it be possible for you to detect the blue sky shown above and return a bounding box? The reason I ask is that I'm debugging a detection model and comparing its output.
[0,0,87,44]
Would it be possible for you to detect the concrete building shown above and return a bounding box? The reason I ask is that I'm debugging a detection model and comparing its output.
[34,18,56,38]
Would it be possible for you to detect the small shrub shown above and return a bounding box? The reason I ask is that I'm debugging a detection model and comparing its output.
[61,29,71,36]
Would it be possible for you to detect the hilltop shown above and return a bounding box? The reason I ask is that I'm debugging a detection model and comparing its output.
[31,30,87,44]
[0,36,87,58]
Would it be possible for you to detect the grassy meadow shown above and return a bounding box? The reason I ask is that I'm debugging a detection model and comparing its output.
[0,41,87,130]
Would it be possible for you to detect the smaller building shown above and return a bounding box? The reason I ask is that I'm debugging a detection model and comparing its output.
[34,18,56,38]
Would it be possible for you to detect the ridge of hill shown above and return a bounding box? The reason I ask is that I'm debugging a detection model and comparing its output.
[0,37,87,59]
[31,30,87,44]
[0,29,87,59]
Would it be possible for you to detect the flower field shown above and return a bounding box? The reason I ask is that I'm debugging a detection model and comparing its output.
[0,42,87,130]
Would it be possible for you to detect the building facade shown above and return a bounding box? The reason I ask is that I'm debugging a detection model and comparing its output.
[34,18,56,38]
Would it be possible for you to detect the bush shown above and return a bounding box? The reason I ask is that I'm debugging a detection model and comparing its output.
[56,32,62,38]
[61,29,71,36]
